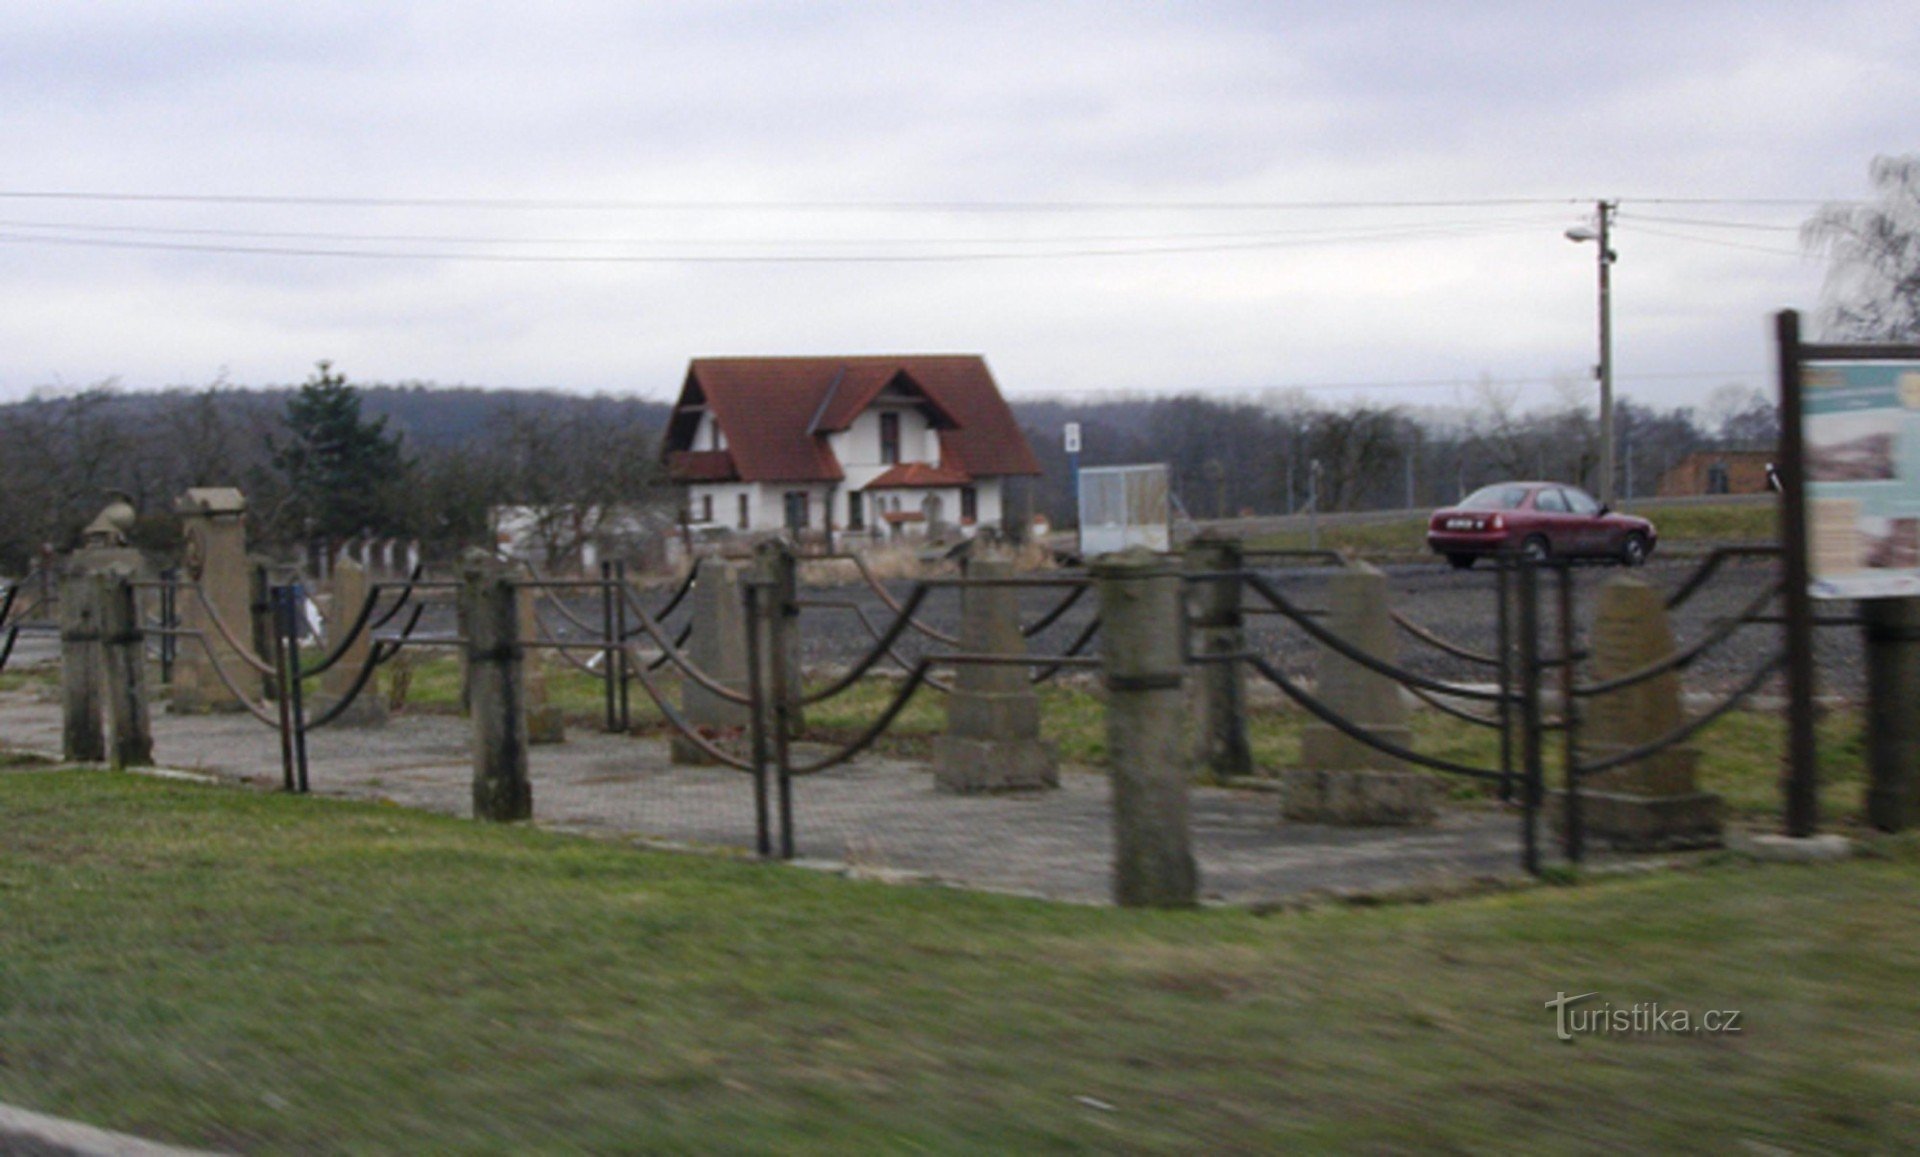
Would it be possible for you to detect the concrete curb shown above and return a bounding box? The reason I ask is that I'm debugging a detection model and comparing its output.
[0,1102,227,1157]
[1732,832,1853,863]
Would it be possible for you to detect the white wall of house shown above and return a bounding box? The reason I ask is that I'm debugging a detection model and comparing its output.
[681,396,1015,542]
[829,402,937,495]
[688,480,1006,537]
[692,410,728,452]
[858,479,1002,535]
[685,483,756,530]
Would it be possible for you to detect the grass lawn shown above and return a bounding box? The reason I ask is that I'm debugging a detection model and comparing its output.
[0,769,1914,1153]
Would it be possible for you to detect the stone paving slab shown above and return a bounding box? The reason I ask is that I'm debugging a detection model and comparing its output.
[0,1099,228,1157]
[0,687,1579,906]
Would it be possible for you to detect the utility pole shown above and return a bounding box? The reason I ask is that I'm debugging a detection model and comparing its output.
[1596,200,1616,508]
[1567,201,1618,507]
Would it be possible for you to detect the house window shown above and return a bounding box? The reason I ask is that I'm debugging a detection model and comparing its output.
[700,494,714,523]
[783,491,810,530]
[708,419,723,451]
[880,412,900,464]
[960,486,978,524]
[847,491,865,531]
[1707,464,1730,495]
[738,493,750,530]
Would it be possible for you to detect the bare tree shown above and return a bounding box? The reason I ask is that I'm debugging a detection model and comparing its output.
[1803,154,1920,341]
[1301,404,1404,512]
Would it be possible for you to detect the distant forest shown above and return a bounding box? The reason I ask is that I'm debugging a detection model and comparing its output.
[0,374,1776,573]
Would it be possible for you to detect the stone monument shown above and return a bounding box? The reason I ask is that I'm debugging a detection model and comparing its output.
[1565,576,1722,849]
[672,558,750,763]
[311,557,388,727]
[932,554,1058,792]
[170,488,254,713]
[1284,562,1438,825]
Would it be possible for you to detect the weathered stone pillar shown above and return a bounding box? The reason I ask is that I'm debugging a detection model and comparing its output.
[313,558,387,727]
[1185,536,1250,781]
[1095,548,1197,908]
[672,558,749,764]
[170,489,253,713]
[59,571,105,763]
[460,550,531,822]
[1862,597,1920,832]
[518,586,565,744]
[933,555,1058,792]
[1286,562,1435,825]
[97,570,153,769]
[1572,575,1722,849]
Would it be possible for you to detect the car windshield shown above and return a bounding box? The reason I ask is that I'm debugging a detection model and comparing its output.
[1563,488,1601,515]
[1457,485,1530,511]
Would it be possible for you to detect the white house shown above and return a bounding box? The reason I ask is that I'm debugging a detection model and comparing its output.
[662,356,1041,545]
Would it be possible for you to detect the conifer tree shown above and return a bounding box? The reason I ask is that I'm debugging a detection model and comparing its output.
[269,362,408,552]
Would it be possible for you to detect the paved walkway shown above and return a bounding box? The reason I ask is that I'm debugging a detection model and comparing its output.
[0,686,1581,906]
[0,1098,226,1156]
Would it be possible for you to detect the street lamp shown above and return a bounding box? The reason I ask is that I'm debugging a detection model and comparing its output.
[1566,200,1617,507]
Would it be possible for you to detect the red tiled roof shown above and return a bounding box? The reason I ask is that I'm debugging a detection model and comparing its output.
[664,449,740,482]
[662,356,1041,483]
[864,462,973,489]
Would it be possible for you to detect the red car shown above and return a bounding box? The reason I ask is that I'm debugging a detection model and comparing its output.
[1426,482,1656,569]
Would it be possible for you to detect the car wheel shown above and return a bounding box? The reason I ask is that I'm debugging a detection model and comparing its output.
[1447,553,1475,571]
[1620,532,1649,567]
[1520,535,1550,564]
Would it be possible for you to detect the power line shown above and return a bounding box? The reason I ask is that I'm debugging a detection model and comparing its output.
[1627,224,1807,259]
[0,190,1854,214]
[0,190,1592,212]
[1621,211,1802,233]
[0,212,1565,250]
[0,215,1570,264]
[1005,367,1762,401]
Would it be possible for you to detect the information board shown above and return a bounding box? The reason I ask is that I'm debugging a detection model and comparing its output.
[1804,359,1920,598]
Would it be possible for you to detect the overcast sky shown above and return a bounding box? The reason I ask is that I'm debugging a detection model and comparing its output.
[0,2,1913,415]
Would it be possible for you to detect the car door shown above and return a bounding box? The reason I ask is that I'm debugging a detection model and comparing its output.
[1531,486,1576,554]
[1559,487,1611,555]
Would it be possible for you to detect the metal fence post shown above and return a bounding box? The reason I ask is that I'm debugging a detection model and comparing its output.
[614,559,633,732]
[1496,555,1514,802]
[1095,548,1198,907]
[98,571,153,770]
[251,563,276,702]
[751,540,799,857]
[600,559,620,732]
[1776,310,1820,837]
[1556,563,1583,863]
[743,578,773,857]
[158,567,177,686]
[1516,557,1544,876]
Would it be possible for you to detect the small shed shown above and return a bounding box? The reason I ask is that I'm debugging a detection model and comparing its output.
[1078,464,1171,555]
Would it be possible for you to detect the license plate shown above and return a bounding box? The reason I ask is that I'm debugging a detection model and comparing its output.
[1446,518,1477,530]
